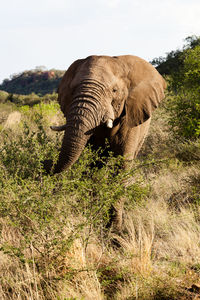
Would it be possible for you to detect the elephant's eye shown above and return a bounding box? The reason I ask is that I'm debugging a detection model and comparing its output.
[113,88,117,93]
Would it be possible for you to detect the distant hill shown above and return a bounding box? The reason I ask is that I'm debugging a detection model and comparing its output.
[0,68,65,96]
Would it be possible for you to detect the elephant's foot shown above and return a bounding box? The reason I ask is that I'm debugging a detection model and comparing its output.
[106,199,125,248]
[107,198,125,233]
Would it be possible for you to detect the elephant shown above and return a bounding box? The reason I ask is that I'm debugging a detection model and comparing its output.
[44,55,166,230]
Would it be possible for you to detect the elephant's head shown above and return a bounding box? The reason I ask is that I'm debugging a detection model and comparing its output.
[45,55,166,174]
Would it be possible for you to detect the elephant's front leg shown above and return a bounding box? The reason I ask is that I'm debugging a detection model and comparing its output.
[109,119,151,233]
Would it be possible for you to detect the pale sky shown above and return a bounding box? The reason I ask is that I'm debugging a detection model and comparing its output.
[0,0,200,83]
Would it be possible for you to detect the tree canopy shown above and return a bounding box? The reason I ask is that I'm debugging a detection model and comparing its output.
[151,35,200,77]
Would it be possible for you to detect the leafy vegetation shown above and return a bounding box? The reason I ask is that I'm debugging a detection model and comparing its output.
[166,43,200,139]
[0,97,200,299]
[167,88,200,139]
[151,35,200,77]
[0,89,58,108]
[151,35,200,140]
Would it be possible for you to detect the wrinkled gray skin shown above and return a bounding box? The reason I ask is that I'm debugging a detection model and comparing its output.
[44,55,166,230]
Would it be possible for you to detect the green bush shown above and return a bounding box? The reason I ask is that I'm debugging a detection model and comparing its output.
[182,45,200,90]
[167,90,200,139]
[5,92,58,106]
[0,111,148,273]
[0,116,59,179]
[18,101,60,123]
[167,45,200,139]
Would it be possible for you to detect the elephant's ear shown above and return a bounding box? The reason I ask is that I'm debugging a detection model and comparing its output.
[58,59,84,116]
[125,79,166,127]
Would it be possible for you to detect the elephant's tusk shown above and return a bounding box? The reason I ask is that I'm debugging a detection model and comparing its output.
[50,124,66,131]
[106,119,113,128]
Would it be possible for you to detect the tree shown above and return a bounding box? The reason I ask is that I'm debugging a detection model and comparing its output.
[151,35,200,79]
[167,44,200,139]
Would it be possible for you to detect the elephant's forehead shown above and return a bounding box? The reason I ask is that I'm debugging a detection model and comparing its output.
[73,56,126,84]
[87,56,124,74]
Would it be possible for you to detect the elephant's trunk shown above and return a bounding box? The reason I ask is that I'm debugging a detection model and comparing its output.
[53,96,102,174]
